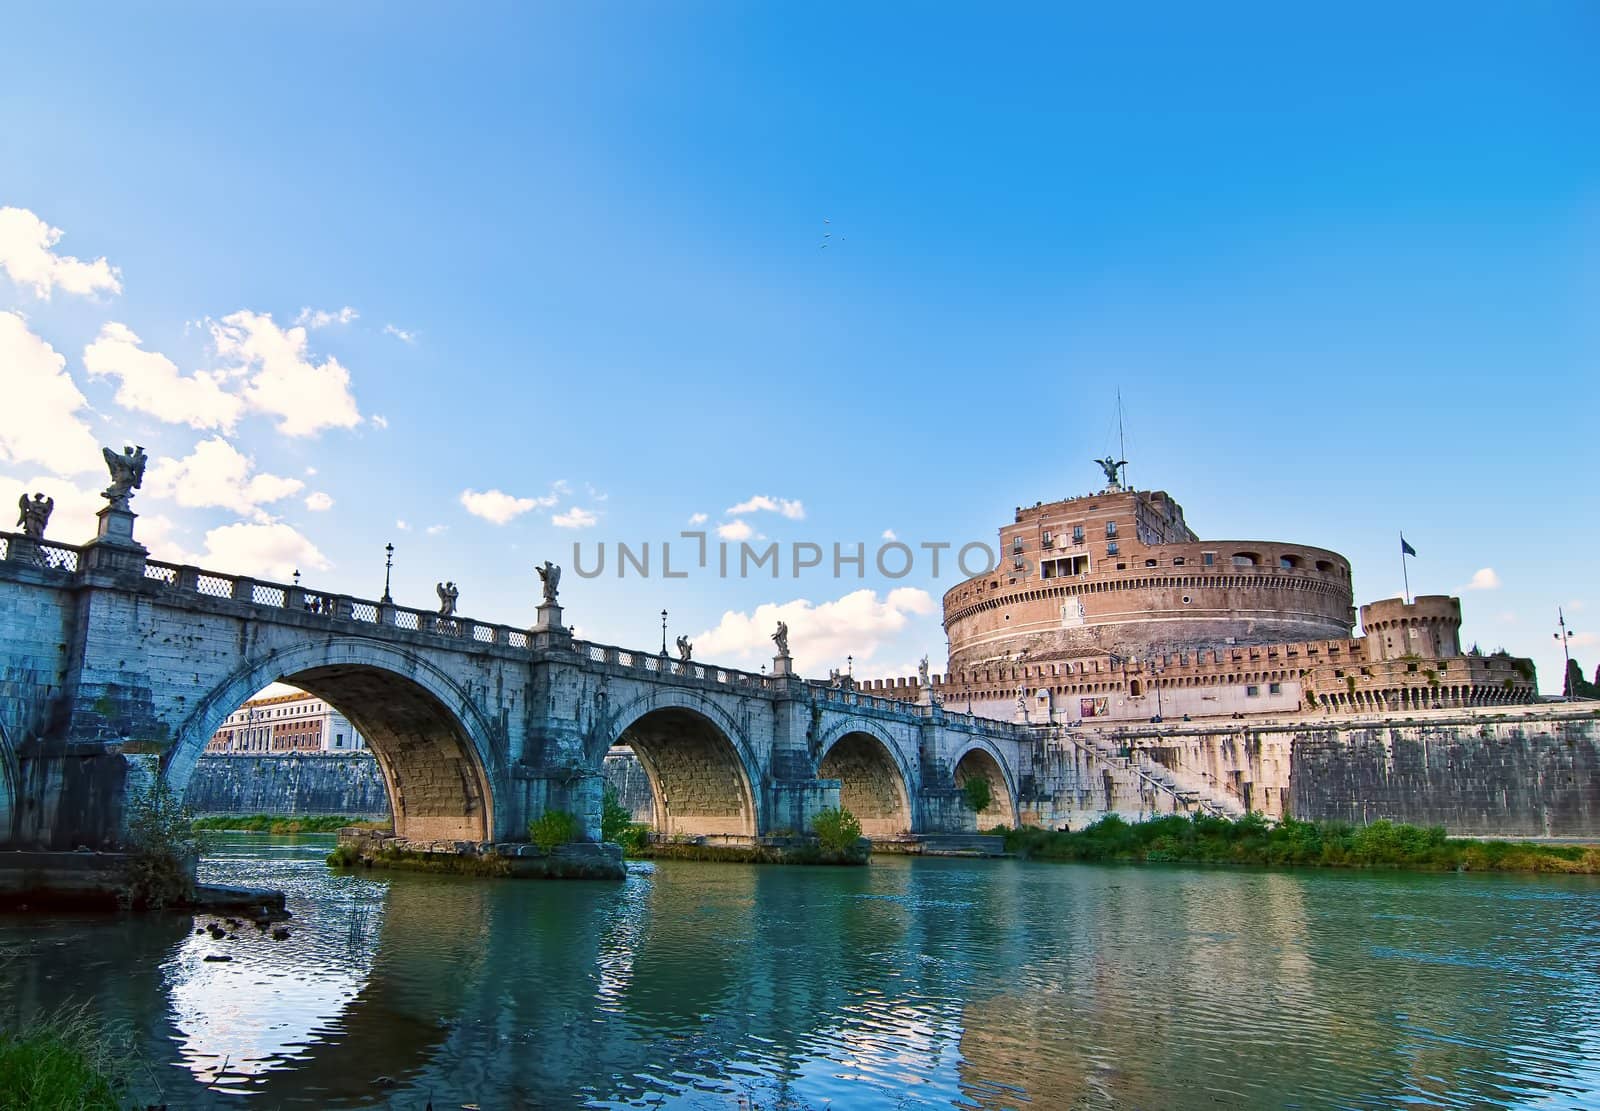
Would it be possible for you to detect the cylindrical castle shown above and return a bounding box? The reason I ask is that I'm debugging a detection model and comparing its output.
[943,480,1356,674]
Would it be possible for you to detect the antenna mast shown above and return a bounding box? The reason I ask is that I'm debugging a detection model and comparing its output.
[1116,387,1128,490]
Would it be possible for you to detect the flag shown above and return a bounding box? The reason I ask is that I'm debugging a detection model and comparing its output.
[1401,536,1417,557]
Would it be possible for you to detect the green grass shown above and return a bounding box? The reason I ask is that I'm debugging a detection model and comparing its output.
[1000,814,1600,874]
[192,814,390,834]
[0,1006,130,1111]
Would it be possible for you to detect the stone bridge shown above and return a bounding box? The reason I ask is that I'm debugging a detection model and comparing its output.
[0,519,1036,851]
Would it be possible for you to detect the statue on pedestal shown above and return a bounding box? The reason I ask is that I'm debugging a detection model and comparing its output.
[676,634,693,661]
[918,655,931,688]
[537,560,561,604]
[771,620,790,657]
[16,493,53,540]
[436,581,459,617]
[1093,456,1127,490]
[101,445,148,509]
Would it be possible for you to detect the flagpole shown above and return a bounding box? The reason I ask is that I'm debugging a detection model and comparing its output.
[1400,532,1411,604]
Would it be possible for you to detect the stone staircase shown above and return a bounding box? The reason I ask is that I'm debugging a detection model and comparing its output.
[1073,732,1244,819]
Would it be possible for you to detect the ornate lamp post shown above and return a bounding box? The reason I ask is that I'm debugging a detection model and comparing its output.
[660,609,668,656]
[292,569,301,587]
[381,542,394,604]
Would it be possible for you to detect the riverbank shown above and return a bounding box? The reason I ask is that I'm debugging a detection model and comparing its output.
[1002,815,1600,874]
[631,838,871,866]
[192,814,390,835]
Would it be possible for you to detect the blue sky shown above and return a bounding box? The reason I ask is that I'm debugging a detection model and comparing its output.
[2,3,1595,690]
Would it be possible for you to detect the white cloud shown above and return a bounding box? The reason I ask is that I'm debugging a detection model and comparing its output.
[881,528,897,541]
[144,436,304,522]
[552,506,598,529]
[586,483,609,502]
[425,524,448,536]
[304,466,318,476]
[1463,567,1501,591]
[460,488,545,525]
[304,491,334,511]
[383,323,417,344]
[688,512,708,526]
[1569,601,1587,613]
[1571,632,1598,649]
[693,587,935,674]
[83,322,243,432]
[0,311,101,475]
[210,310,361,437]
[0,206,122,298]
[725,495,805,520]
[193,521,330,580]
[370,414,389,430]
[396,519,410,531]
[294,306,358,328]
[717,519,753,541]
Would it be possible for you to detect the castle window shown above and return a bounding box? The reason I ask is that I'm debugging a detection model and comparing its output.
[1203,551,1215,567]
[1073,525,1085,543]
[1012,536,1023,553]
[1173,556,1185,566]
[1182,595,1191,605]
[1042,531,1053,548]
[1268,682,1282,695]
[1280,554,1302,570]
[1316,559,1336,573]
[1105,521,1118,538]
[1246,685,1261,697]
[1106,541,1119,555]
[1232,552,1260,567]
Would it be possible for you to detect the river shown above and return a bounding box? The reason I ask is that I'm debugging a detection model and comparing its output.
[2,834,1598,1109]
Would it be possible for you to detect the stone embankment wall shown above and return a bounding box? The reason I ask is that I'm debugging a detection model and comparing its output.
[1289,711,1600,836]
[185,753,390,818]
[603,750,655,824]
[1090,705,1600,837]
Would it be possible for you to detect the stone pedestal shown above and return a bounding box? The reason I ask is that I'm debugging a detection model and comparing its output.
[533,602,564,631]
[771,653,794,677]
[81,505,148,574]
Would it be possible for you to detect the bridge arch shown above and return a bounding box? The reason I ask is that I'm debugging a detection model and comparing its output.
[602,689,763,841]
[951,739,1020,827]
[167,637,507,842]
[816,722,914,840]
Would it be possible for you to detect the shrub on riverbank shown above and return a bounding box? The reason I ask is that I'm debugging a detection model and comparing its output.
[192,815,390,834]
[123,779,202,909]
[1002,814,1600,874]
[812,807,864,856]
[529,810,580,851]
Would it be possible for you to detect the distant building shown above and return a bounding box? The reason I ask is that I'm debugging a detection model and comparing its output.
[853,467,1537,722]
[204,690,368,754]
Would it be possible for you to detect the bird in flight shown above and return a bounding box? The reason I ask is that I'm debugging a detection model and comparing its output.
[819,218,844,249]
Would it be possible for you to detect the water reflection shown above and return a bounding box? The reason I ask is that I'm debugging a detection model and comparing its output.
[1,837,1598,1109]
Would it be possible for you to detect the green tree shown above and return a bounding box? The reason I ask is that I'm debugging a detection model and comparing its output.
[961,776,993,814]
[600,784,650,854]
[1565,658,1600,699]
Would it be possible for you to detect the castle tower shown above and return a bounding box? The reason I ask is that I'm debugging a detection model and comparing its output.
[1359,596,1463,661]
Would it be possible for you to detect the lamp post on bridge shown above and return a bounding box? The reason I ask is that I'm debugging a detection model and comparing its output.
[381,542,395,604]
[660,609,668,657]
[1556,608,1581,699]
